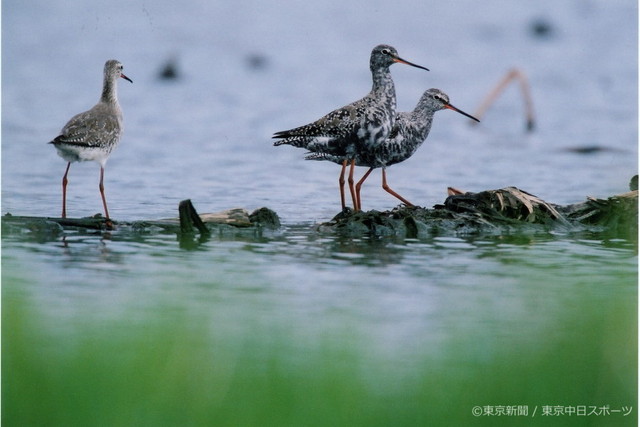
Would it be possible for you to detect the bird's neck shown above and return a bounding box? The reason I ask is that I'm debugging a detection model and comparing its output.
[101,78,119,104]
[372,66,393,90]
[371,66,396,109]
[408,110,434,140]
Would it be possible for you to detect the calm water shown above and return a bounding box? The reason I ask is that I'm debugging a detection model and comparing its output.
[2,0,638,416]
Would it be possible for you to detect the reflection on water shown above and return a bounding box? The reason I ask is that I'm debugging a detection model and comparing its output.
[3,223,635,351]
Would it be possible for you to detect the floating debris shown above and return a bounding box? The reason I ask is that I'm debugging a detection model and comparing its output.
[319,184,637,239]
[3,182,635,242]
[2,202,281,238]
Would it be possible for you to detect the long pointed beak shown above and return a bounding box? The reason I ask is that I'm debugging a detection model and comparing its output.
[445,104,479,122]
[120,73,133,83]
[393,56,429,71]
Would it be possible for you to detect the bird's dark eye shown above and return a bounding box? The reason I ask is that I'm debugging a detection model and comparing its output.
[381,48,390,55]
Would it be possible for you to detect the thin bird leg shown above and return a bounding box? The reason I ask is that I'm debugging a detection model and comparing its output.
[381,168,414,207]
[99,166,110,219]
[338,159,347,210]
[347,159,358,211]
[516,70,536,131]
[472,68,536,131]
[61,162,71,218]
[355,167,374,213]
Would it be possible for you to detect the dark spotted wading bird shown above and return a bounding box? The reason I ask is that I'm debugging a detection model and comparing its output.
[273,44,428,211]
[307,88,479,210]
[49,59,132,219]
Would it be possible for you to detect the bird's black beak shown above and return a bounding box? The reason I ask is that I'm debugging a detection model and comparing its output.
[445,104,479,122]
[392,55,429,72]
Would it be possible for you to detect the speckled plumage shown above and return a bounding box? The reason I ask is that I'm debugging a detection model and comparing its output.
[307,89,479,209]
[49,59,132,219]
[273,45,428,209]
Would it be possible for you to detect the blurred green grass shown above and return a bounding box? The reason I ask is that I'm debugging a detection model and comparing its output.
[4,292,636,427]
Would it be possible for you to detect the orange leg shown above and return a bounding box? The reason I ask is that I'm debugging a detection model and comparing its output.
[99,166,110,219]
[355,167,374,212]
[347,159,358,211]
[338,159,347,210]
[61,162,71,218]
[381,168,414,207]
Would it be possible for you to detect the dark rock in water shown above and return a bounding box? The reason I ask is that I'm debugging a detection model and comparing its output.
[630,175,638,191]
[249,207,281,229]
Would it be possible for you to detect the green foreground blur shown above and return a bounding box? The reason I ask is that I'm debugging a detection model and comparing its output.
[4,288,636,427]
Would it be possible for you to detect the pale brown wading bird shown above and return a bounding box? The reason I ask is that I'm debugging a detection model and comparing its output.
[49,59,132,219]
